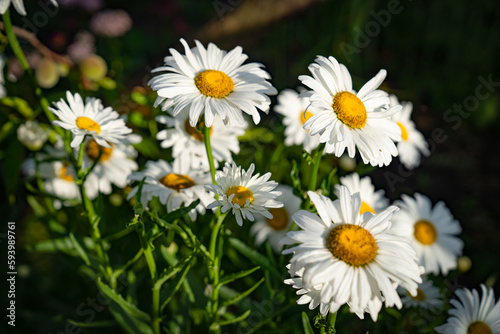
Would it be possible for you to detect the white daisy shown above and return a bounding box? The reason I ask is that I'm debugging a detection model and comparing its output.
[299,56,402,167]
[274,88,320,153]
[398,277,444,310]
[39,161,80,201]
[285,265,383,321]
[127,159,214,220]
[81,137,138,200]
[436,284,500,334]
[148,38,277,127]
[17,121,48,150]
[205,162,283,226]
[250,185,300,252]
[50,91,132,148]
[282,187,422,321]
[334,173,388,215]
[391,193,463,276]
[390,95,430,169]
[0,0,58,16]
[156,110,246,170]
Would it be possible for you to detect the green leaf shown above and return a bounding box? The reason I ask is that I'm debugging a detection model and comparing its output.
[228,236,282,279]
[108,301,154,334]
[133,177,147,215]
[69,233,91,266]
[221,277,265,308]
[320,167,338,197]
[218,266,260,287]
[302,312,315,334]
[162,199,200,223]
[28,237,75,254]
[67,319,117,328]
[0,96,35,118]
[97,277,151,322]
[161,257,195,311]
[290,159,304,200]
[210,310,252,330]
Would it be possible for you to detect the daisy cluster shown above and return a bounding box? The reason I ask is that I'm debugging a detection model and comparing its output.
[14,34,497,333]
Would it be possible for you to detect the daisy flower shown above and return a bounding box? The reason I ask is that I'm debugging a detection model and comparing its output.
[156,110,246,170]
[0,0,58,16]
[282,187,422,321]
[398,277,444,310]
[81,137,138,200]
[299,56,402,167]
[250,185,300,252]
[39,161,80,201]
[334,173,388,215]
[274,88,320,153]
[205,162,283,226]
[127,159,214,220]
[148,38,277,127]
[390,95,430,169]
[436,284,500,334]
[391,193,463,276]
[50,91,132,148]
[285,265,383,321]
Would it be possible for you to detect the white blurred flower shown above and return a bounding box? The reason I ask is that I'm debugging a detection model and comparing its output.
[17,121,48,150]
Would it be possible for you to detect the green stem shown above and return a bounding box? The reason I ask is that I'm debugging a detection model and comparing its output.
[203,121,217,185]
[151,285,161,334]
[77,139,85,172]
[304,144,325,209]
[2,10,61,135]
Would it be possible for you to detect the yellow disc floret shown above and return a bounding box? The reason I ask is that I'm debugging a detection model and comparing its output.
[59,164,74,182]
[159,173,196,191]
[327,224,377,266]
[414,220,437,245]
[397,122,409,141]
[195,70,234,98]
[300,110,313,125]
[410,288,426,301]
[76,117,101,134]
[467,321,493,334]
[226,186,254,207]
[266,208,289,231]
[360,201,375,215]
[84,139,113,161]
[332,92,367,129]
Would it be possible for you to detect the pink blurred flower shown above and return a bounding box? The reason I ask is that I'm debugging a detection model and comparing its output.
[67,31,95,63]
[90,9,132,37]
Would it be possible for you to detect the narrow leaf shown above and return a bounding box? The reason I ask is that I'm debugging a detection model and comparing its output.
[302,312,315,334]
[228,237,281,278]
[218,266,260,287]
[221,277,265,308]
[210,309,252,330]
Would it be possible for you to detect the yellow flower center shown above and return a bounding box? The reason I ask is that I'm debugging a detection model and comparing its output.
[326,224,377,266]
[195,70,234,98]
[467,321,493,334]
[84,139,113,161]
[76,117,101,134]
[410,288,426,301]
[59,164,74,182]
[397,122,409,141]
[184,119,211,141]
[226,186,254,207]
[414,220,437,245]
[332,92,367,129]
[266,207,289,231]
[360,201,375,215]
[300,110,313,125]
[159,173,195,191]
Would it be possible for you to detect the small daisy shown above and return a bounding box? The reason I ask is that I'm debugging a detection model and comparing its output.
[250,185,300,252]
[390,95,430,169]
[282,187,422,320]
[205,162,283,226]
[50,91,132,148]
[391,193,463,276]
[436,284,500,334]
[39,161,80,201]
[148,38,277,127]
[127,159,214,220]
[0,0,58,16]
[398,277,444,310]
[334,173,388,215]
[81,137,138,199]
[299,56,402,167]
[17,121,48,151]
[285,265,383,321]
[156,110,246,170]
[274,88,320,153]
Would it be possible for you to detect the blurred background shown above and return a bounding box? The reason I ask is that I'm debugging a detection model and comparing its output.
[1,0,500,332]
